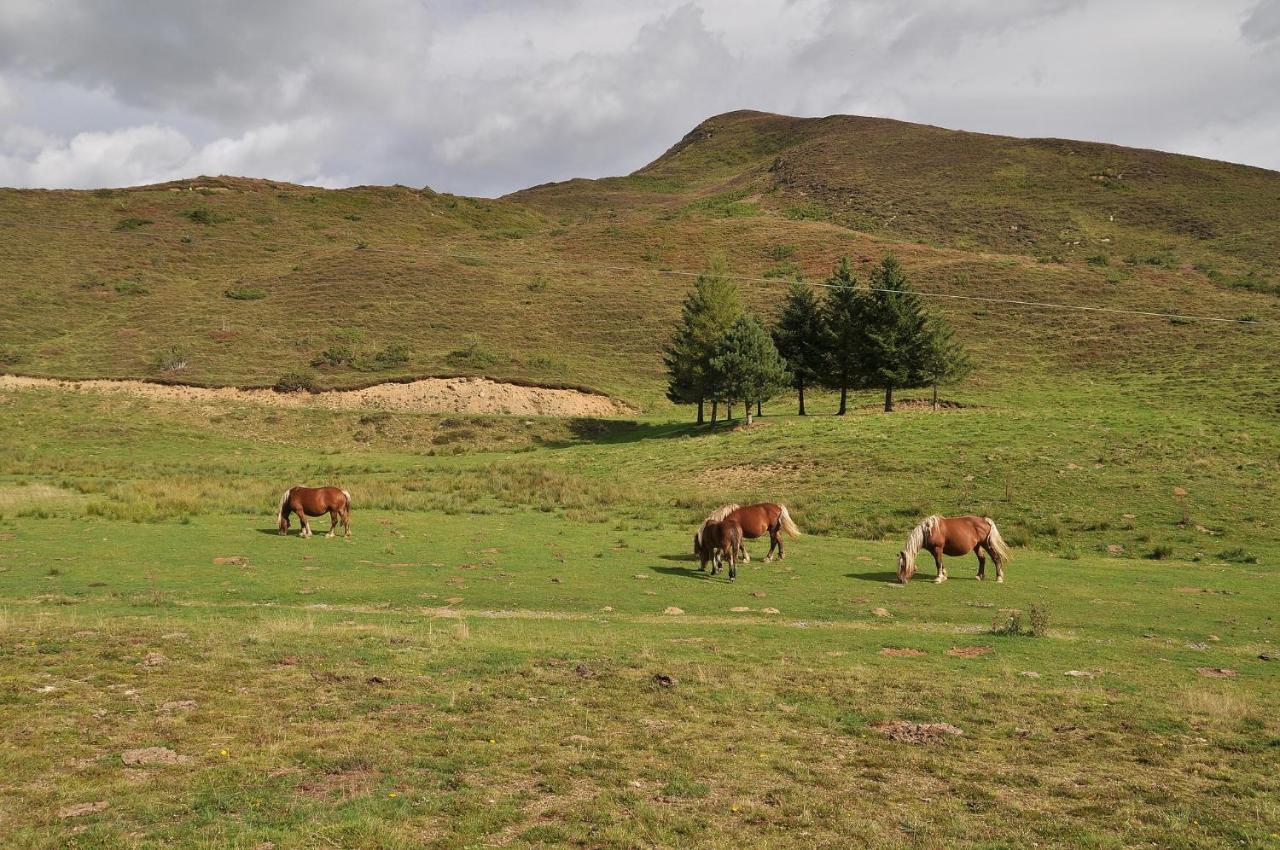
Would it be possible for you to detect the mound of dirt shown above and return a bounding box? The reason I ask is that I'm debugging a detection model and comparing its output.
[0,374,631,418]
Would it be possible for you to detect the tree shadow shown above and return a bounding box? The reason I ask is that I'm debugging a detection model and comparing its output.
[846,570,902,583]
[533,418,773,448]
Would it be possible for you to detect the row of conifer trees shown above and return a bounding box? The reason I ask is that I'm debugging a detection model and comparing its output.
[664,254,970,424]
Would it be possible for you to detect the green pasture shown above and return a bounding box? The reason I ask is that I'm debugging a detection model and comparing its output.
[2,383,1279,848]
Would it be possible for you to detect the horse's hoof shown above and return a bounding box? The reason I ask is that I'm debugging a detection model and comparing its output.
[325,533,335,539]
[976,575,984,581]
[934,577,946,584]
[997,577,1005,583]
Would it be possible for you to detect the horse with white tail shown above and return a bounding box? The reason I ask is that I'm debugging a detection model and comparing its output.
[897,514,1010,584]
[695,502,802,564]
[277,486,352,539]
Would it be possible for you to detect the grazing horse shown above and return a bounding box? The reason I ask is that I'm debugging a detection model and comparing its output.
[277,485,351,538]
[696,502,801,563]
[695,519,744,580]
[897,515,1010,584]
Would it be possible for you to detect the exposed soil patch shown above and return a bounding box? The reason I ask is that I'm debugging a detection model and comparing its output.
[0,374,631,417]
[58,801,109,819]
[947,646,993,658]
[1196,667,1238,678]
[872,721,964,743]
[121,747,191,766]
[881,647,926,657]
[296,768,377,801]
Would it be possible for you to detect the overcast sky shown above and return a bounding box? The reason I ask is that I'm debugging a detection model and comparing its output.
[1,0,1278,196]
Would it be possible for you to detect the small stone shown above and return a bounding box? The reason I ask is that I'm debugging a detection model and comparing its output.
[600,606,614,612]
[872,608,892,618]
[759,607,780,614]
[140,652,168,667]
[1019,671,1041,678]
[663,606,684,616]
[1063,670,1095,678]
[1107,544,1125,555]
[729,606,751,613]
[750,591,766,598]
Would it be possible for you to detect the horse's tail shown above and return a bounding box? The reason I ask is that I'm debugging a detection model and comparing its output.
[778,504,802,538]
[341,489,352,510]
[985,518,1012,564]
[276,487,293,525]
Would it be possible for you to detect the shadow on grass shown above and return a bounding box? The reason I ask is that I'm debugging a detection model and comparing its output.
[659,554,699,563]
[648,564,716,581]
[846,570,902,583]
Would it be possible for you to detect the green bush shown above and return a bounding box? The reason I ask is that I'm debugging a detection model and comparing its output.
[114,281,149,296]
[223,287,266,301]
[186,208,230,225]
[1217,547,1259,564]
[445,341,500,370]
[149,345,190,373]
[368,343,410,370]
[115,217,153,231]
[311,346,355,368]
[274,371,318,393]
[1146,544,1175,560]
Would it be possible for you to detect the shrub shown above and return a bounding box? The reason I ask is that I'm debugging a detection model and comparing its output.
[114,281,149,295]
[991,609,1024,636]
[1146,544,1175,560]
[1086,253,1109,266]
[343,213,362,221]
[115,217,153,231]
[368,343,410,370]
[1217,547,1259,564]
[311,346,355,368]
[149,345,190,373]
[445,341,500,370]
[223,287,266,301]
[0,346,27,366]
[185,208,230,225]
[1028,603,1050,637]
[274,371,318,393]
[767,244,797,261]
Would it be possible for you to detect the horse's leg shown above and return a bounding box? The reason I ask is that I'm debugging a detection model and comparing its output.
[994,547,1005,583]
[343,507,351,539]
[932,547,947,583]
[728,547,736,581]
[976,546,987,581]
[739,537,749,563]
[299,511,312,538]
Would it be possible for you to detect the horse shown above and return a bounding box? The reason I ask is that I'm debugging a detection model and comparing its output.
[277,485,352,538]
[695,518,744,580]
[696,502,801,563]
[897,514,1011,584]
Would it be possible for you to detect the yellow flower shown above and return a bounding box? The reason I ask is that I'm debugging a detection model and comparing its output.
[219,749,228,757]
[388,792,398,798]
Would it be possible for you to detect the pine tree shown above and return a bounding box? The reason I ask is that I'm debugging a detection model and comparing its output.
[921,317,971,410]
[818,257,866,415]
[860,254,933,411]
[709,316,791,427]
[663,259,743,423]
[772,280,824,415]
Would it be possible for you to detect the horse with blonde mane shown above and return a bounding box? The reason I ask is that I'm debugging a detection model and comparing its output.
[277,485,352,538]
[897,514,1010,583]
[695,502,801,563]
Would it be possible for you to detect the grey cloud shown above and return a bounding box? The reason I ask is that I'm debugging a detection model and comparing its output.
[0,0,1276,193]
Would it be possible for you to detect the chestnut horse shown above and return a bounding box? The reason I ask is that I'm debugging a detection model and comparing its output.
[696,502,801,563]
[897,514,1010,584]
[695,519,744,580]
[277,485,351,538]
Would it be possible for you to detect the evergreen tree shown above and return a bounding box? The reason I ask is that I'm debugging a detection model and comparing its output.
[772,280,824,415]
[709,316,791,427]
[860,254,933,411]
[663,258,743,423]
[818,257,867,415]
[921,317,972,410]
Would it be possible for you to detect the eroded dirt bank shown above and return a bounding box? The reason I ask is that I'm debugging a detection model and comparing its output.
[0,374,632,417]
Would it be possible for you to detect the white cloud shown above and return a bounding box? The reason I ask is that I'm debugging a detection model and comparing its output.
[0,0,1277,193]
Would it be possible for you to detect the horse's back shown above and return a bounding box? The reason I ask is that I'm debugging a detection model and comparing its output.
[729,502,779,536]
[938,515,989,553]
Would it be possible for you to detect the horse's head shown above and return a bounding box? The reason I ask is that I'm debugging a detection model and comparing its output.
[897,551,916,583]
[277,511,290,534]
[692,533,701,556]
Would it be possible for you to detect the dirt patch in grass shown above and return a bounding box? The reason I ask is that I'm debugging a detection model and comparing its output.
[0,374,631,417]
[872,721,964,743]
[1196,667,1238,678]
[296,768,377,801]
[947,646,993,658]
[120,747,191,766]
[881,647,927,657]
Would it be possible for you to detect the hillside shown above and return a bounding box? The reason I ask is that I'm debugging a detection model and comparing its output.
[1,111,1278,412]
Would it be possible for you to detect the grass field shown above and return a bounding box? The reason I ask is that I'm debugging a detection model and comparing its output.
[3,110,1280,847]
[2,383,1278,848]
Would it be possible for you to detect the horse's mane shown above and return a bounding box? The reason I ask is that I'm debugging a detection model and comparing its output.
[276,486,296,524]
[695,503,740,548]
[901,515,942,566]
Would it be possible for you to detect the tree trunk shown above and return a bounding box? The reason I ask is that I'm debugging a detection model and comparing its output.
[710,400,718,424]
[745,400,753,427]
[932,382,938,412]
[798,382,806,416]
[727,402,733,421]
[697,397,705,424]
[884,385,894,412]
[837,385,847,416]
[756,400,761,418]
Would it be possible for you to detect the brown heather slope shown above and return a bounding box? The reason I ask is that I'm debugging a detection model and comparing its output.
[1,111,1278,410]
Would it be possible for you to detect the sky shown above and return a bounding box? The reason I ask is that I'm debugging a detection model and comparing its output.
[1,0,1278,196]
